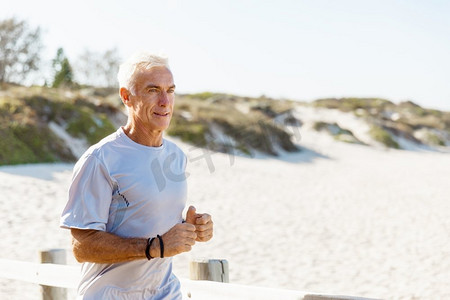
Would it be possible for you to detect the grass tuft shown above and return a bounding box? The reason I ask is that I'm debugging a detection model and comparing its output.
[369,125,400,149]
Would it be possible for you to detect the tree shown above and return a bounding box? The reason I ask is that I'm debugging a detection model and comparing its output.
[102,48,121,87]
[0,18,42,83]
[75,47,121,88]
[52,48,74,88]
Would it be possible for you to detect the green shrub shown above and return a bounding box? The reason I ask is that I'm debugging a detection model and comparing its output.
[313,121,362,144]
[167,117,209,147]
[184,92,218,100]
[0,128,38,165]
[313,121,328,131]
[0,88,118,165]
[66,108,115,144]
[369,125,400,149]
[314,98,393,113]
[425,132,445,146]
[0,122,75,165]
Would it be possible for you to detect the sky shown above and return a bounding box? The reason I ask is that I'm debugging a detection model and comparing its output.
[2,0,450,111]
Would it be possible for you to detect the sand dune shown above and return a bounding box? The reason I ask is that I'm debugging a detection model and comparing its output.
[1,127,449,299]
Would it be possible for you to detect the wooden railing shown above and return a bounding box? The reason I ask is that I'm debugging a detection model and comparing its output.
[0,249,380,300]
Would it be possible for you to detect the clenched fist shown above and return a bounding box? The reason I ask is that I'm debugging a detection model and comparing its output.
[185,206,214,242]
[155,223,197,257]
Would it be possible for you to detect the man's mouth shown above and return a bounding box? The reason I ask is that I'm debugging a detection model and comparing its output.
[153,112,170,117]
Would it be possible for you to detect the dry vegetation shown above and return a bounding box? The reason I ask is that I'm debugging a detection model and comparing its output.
[312,98,450,148]
[312,121,364,145]
[0,84,119,165]
[1,85,448,165]
[168,93,300,156]
[0,86,301,165]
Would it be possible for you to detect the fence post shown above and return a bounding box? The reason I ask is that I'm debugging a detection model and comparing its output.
[40,249,67,300]
[189,258,229,283]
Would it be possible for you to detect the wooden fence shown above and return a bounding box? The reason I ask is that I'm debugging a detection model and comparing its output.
[0,249,381,300]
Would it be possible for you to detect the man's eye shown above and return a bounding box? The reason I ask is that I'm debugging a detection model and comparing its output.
[168,89,175,93]
[149,88,159,93]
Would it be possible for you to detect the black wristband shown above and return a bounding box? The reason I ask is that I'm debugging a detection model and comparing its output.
[145,237,155,260]
[157,234,164,258]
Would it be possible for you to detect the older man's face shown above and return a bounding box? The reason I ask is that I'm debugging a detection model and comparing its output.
[129,66,175,131]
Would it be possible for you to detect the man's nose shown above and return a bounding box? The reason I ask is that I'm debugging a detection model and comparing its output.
[158,92,170,106]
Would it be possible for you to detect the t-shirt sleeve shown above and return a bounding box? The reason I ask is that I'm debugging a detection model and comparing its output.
[60,154,114,231]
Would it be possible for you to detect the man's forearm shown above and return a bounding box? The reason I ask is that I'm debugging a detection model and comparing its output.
[71,228,160,264]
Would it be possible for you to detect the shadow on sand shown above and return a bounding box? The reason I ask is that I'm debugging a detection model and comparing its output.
[0,163,73,181]
[0,145,331,183]
[233,145,330,164]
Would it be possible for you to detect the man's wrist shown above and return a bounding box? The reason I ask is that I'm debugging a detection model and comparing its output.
[145,237,155,260]
[149,237,160,258]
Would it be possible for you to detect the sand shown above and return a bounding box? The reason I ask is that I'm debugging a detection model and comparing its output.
[1,121,449,299]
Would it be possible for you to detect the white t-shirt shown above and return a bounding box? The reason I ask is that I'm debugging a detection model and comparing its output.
[60,127,188,300]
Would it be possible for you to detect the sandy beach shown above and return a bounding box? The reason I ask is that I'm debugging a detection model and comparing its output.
[1,117,449,299]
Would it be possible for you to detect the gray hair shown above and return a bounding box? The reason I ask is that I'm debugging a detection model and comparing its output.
[117,51,170,92]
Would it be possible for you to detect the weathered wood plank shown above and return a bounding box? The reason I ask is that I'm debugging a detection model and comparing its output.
[0,259,80,289]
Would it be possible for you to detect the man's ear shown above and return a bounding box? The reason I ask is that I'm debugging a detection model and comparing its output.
[120,87,132,107]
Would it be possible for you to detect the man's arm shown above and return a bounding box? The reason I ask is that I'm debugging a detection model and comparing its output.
[71,223,197,264]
